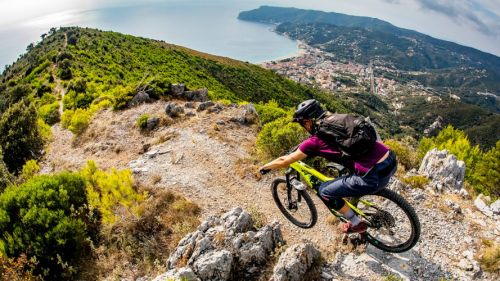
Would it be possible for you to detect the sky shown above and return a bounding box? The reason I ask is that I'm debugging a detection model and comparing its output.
[0,0,499,56]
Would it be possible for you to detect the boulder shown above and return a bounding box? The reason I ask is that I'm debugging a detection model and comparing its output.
[230,103,259,125]
[183,88,208,102]
[424,116,444,137]
[171,83,186,96]
[146,117,159,130]
[272,242,321,281]
[490,200,500,215]
[197,101,215,111]
[165,102,185,117]
[152,267,199,281]
[158,208,284,281]
[185,102,195,108]
[208,104,224,113]
[418,148,465,191]
[474,194,494,217]
[129,91,152,106]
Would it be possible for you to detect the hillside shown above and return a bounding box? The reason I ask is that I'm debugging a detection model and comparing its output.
[239,6,500,113]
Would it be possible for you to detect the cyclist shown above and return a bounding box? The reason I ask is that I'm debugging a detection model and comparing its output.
[259,99,397,234]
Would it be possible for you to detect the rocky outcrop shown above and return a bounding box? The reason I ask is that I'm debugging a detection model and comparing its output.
[272,242,321,281]
[165,102,185,117]
[230,104,259,125]
[474,194,500,219]
[418,148,465,192]
[197,101,215,111]
[424,116,444,137]
[130,91,153,106]
[156,207,284,281]
[170,84,208,102]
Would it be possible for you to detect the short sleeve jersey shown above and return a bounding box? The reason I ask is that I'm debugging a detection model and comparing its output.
[298,135,389,175]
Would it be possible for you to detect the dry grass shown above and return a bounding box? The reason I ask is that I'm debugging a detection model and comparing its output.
[326,215,338,226]
[79,188,201,280]
[248,206,268,229]
[150,173,162,185]
[479,243,500,273]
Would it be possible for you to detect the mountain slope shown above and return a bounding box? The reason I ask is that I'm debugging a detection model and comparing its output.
[239,6,500,112]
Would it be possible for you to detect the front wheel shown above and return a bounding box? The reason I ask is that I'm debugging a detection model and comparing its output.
[271,177,318,228]
[353,188,420,253]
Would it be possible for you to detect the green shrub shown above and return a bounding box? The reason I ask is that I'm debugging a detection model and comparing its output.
[384,139,419,171]
[256,117,308,160]
[37,118,53,142]
[80,161,147,226]
[61,108,91,135]
[0,100,43,172]
[418,125,482,179]
[38,101,60,125]
[254,100,290,125]
[136,114,150,129]
[401,175,429,189]
[472,140,500,197]
[0,149,12,192]
[111,85,136,110]
[0,173,95,279]
[19,160,40,183]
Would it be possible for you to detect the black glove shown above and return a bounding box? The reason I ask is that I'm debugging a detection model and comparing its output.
[259,168,271,175]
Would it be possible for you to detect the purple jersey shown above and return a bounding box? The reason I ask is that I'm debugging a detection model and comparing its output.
[298,135,389,175]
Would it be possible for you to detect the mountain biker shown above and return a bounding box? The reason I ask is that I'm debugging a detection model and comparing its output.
[259,99,397,234]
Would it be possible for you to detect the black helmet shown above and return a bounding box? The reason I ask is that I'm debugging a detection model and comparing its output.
[293,99,325,122]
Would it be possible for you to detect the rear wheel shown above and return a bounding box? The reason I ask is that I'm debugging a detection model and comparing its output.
[352,188,420,253]
[271,177,317,228]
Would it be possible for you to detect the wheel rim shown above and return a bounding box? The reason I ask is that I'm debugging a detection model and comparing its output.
[275,181,313,226]
[355,194,415,249]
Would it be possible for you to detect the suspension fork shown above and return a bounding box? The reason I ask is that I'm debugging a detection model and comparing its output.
[285,168,302,209]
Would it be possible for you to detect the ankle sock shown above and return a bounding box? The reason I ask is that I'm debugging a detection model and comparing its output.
[344,209,361,226]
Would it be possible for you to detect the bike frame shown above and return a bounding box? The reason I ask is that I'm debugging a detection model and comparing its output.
[288,161,374,220]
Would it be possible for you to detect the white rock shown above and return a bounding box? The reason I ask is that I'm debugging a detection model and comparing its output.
[490,200,500,215]
[474,194,494,217]
[272,242,321,281]
[152,267,199,281]
[418,148,465,191]
[193,250,233,281]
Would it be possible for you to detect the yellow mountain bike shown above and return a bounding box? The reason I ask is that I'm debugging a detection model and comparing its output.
[262,160,420,253]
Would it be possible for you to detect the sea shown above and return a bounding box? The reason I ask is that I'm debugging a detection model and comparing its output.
[0,0,298,70]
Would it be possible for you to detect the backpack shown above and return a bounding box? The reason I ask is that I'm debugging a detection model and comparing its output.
[317,113,378,157]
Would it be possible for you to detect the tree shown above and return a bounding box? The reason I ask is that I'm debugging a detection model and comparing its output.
[0,99,44,172]
[472,140,500,197]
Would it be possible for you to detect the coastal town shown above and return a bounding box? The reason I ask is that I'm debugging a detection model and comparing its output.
[261,42,439,101]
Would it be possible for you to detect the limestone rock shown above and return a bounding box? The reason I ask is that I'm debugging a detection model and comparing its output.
[193,250,233,281]
[418,148,465,191]
[272,242,321,281]
[424,116,444,137]
[197,101,215,111]
[152,267,199,281]
[165,102,185,117]
[230,103,259,125]
[146,117,159,130]
[157,208,284,281]
[129,91,152,106]
[184,88,208,102]
[171,83,186,96]
[474,194,494,217]
[490,200,500,215]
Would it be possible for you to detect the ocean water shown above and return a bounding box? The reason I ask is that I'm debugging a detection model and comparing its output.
[0,1,298,70]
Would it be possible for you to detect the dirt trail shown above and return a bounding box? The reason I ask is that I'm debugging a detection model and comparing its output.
[41,100,500,280]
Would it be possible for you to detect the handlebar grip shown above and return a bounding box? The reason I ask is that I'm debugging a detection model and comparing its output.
[260,169,271,175]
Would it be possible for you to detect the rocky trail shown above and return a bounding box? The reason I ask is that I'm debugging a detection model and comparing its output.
[41,98,500,281]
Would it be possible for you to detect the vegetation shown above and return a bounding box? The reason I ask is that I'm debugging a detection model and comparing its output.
[472,140,500,197]
[384,139,419,171]
[479,242,500,273]
[254,100,290,125]
[81,160,146,226]
[136,113,150,129]
[0,99,43,172]
[0,173,94,279]
[256,116,308,160]
[401,175,429,189]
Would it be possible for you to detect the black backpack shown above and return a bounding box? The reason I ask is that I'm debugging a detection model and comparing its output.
[317,113,378,157]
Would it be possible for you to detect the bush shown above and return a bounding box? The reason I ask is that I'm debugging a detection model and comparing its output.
[61,108,91,135]
[418,125,482,179]
[111,85,136,110]
[256,117,308,159]
[136,114,150,129]
[37,118,53,142]
[384,139,419,171]
[0,149,12,192]
[38,101,60,125]
[400,175,429,189]
[0,173,94,279]
[254,100,290,125]
[19,160,40,183]
[80,161,147,226]
[0,100,43,172]
[0,254,41,281]
[472,140,500,197]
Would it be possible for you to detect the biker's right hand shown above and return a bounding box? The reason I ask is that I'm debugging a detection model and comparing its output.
[259,168,271,175]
